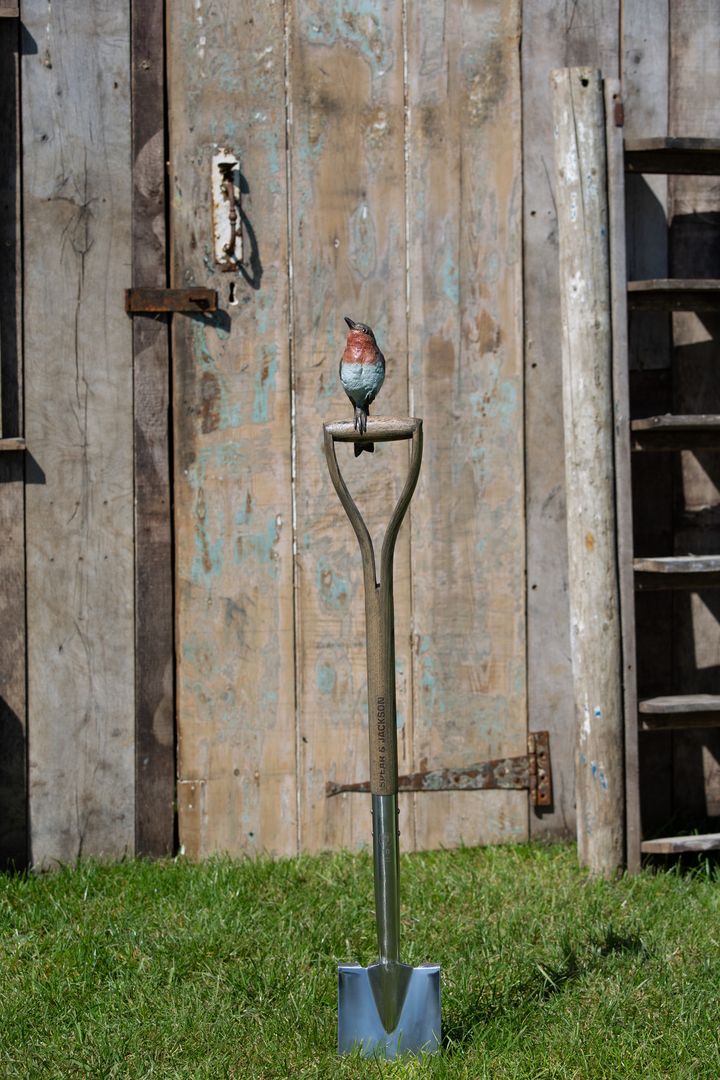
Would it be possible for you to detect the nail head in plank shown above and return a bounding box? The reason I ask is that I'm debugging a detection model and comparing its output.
[641,833,720,854]
[627,279,720,311]
[625,137,720,175]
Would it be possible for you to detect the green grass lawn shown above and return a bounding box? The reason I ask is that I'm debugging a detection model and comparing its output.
[1,842,719,1078]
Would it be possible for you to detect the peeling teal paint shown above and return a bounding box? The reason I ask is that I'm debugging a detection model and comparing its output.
[252,344,279,423]
[348,203,377,280]
[234,514,281,576]
[190,319,241,430]
[591,761,609,792]
[317,556,350,609]
[316,662,336,695]
[440,246,459,305]
[191,502,225,583]
[418,634,445,720]
[260,685,279,712]
[303,0,395,77]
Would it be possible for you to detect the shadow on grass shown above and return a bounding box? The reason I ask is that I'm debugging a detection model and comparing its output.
[441,923,648,1052]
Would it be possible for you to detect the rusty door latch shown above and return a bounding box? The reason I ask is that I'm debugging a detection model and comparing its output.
[326,730,553,808]
[125,288,218,314]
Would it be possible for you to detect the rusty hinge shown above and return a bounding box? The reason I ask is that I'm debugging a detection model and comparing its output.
[326,731,552,807]
[125,287,218,314]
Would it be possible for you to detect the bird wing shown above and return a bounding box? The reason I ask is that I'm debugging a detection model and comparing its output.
[366,349,385,405]
[339,358,357,407]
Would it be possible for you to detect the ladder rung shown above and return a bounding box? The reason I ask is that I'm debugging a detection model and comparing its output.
[639,695,720,730]
[0,438,26,452]
[634,555,720,590]
[628,279,720,311]
[641,833,720,855]
[625,137,720,175]
[631,415,720,451]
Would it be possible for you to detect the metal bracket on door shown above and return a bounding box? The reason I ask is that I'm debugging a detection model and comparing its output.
[326,731,553,808]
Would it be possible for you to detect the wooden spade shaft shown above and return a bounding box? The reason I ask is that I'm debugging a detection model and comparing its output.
[324,418,423,965]
[323,418,423,795]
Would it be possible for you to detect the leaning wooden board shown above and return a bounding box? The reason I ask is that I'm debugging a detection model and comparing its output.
[406,0,527,849]
[22,1,136,864]
[289,0,416,854]
[168,1,297,857]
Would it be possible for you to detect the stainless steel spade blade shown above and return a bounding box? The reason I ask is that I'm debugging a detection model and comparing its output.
[338,962,441,1057]
[324,418,441,1059]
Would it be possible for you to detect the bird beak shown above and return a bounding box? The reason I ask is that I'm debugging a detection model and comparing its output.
[344,315,356,330]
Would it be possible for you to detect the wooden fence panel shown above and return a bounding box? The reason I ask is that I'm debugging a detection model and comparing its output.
[0,13,25,868]
[22,1,135,865]
[522,0,619,839]
[406,0,527,848]
[289,0,416,853]
[168,1,297,857]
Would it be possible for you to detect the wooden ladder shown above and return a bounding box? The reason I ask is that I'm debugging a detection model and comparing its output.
[606,81,720,871]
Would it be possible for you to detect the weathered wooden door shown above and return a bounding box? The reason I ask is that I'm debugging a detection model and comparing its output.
[167,1,527,858]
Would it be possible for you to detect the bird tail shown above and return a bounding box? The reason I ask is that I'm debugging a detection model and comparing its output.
[354,441,375,457]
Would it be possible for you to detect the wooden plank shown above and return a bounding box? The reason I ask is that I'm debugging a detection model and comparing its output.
[632,415,720,431]
[625,138,720,175]
[605,78,641,873]
[634,556,720,591]
[553,67,624,877]
[406,0,527,851]
[631,415,720,451]
[22,1,135,865]
[639,695,720,731]
[168,2,297,858]
[641,832,720,854]
[640,693,720,713]
[132,0,174,857]
[622,0,670,374]
[290,0,415,854]
[0,12,25,869]
[522,0,619,841]
[628,279,720,310]
[634,555,720,573]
